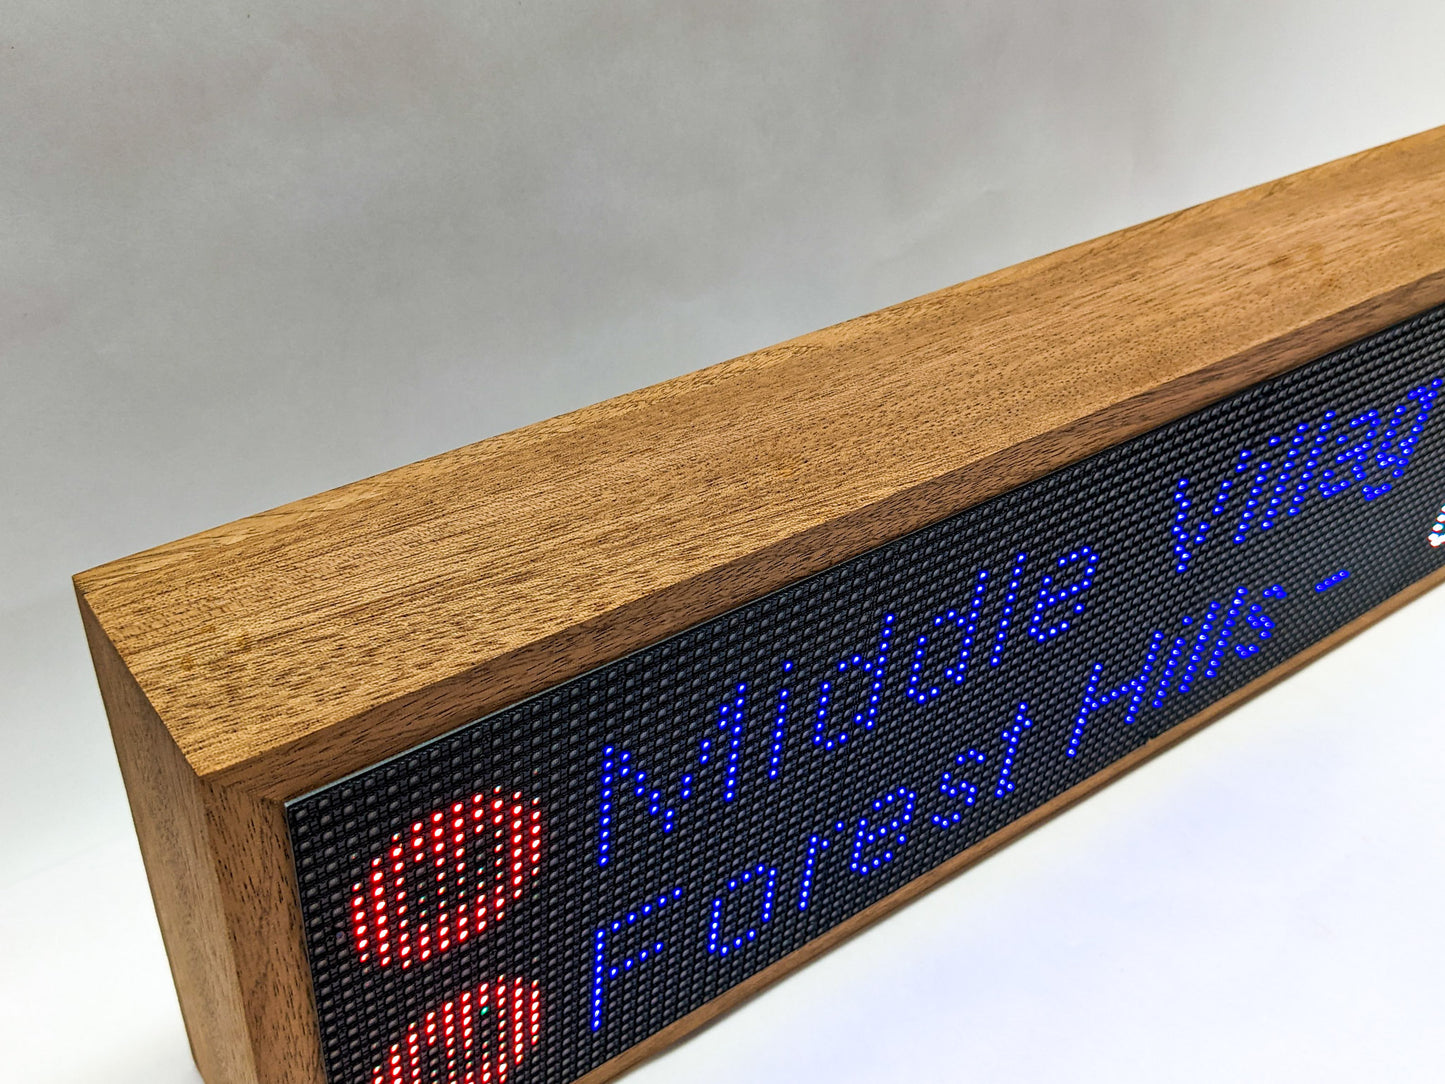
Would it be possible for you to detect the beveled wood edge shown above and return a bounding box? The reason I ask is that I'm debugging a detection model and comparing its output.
[218,268,1445,801]
[573,562,1445,1084]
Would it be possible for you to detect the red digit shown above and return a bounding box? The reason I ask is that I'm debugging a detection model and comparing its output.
[372,976,542,1084]
[352,788,543,968]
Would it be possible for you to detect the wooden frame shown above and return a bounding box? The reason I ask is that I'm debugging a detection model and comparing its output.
[77,125,1445,1084]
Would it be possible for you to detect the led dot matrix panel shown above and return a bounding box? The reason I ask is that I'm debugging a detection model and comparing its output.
[76,126,1445,1084]
[290,311,1445,1084]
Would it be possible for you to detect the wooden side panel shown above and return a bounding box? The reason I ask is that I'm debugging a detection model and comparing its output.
[79,591,324,1084]
[78,592,260,1084]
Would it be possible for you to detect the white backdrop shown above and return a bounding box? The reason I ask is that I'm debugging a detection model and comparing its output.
[3,2,1444,1081]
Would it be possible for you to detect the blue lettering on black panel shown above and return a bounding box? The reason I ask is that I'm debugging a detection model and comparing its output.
[288,306,1445,1084]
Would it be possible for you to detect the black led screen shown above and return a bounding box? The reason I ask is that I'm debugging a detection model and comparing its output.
[289,306,1445,1084]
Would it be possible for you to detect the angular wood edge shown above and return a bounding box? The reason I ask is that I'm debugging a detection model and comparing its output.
[574,563,1445,1084]
[78,590,325,1084]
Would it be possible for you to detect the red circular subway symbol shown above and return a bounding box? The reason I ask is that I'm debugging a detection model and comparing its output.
[352,788,543,969]
[371,976,542,1084]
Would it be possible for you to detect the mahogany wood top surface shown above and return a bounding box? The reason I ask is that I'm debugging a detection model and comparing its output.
[75,125,1445,799]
